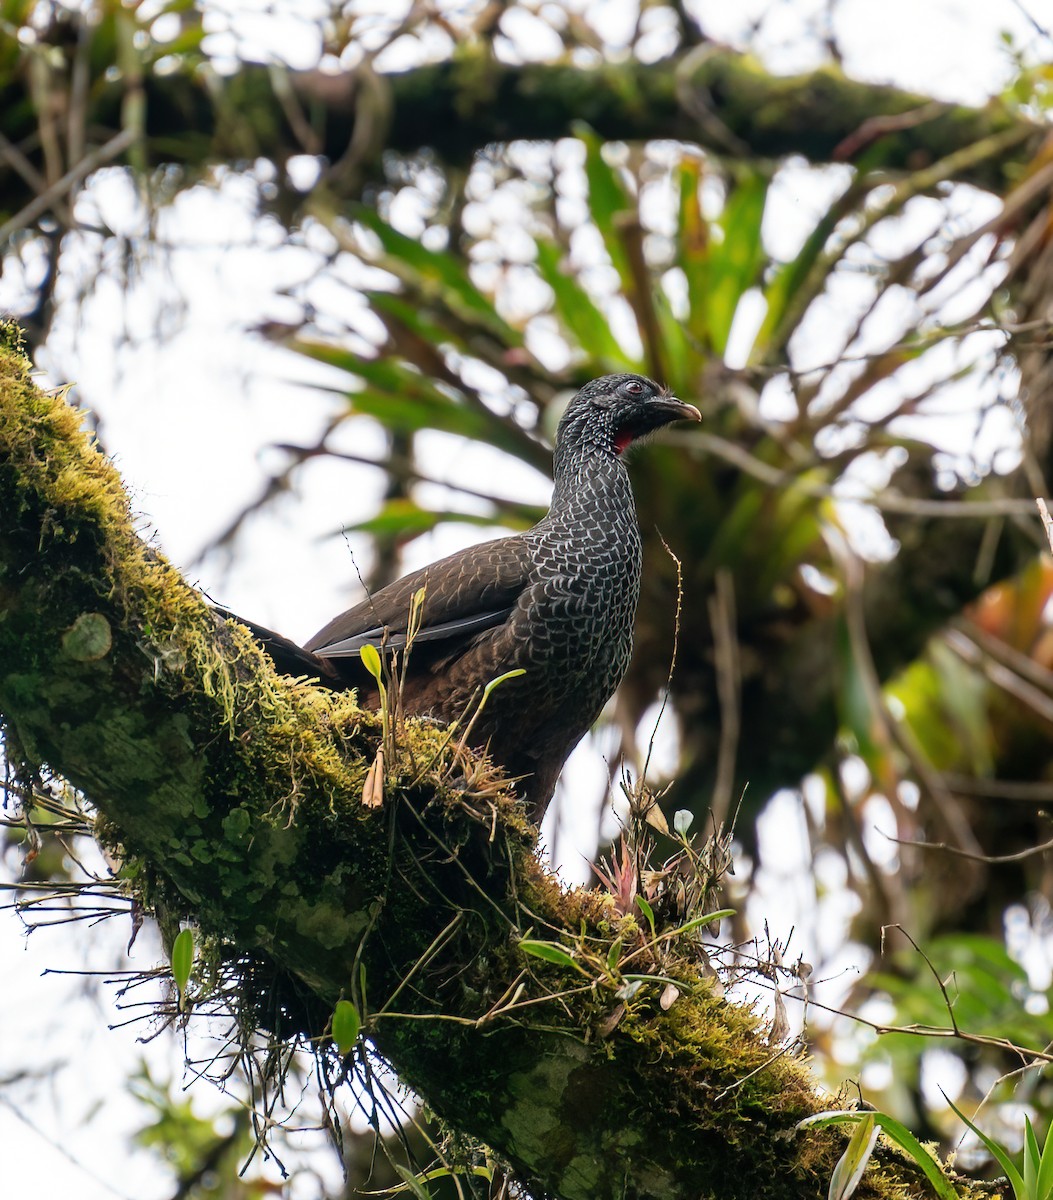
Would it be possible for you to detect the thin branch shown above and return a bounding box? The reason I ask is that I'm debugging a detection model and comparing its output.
[884,831,1053,865]
[707,568,740,830]
[841,547,985,858]
[0,127,137,244]
[642,533,683,787]
[688,431,1041,519]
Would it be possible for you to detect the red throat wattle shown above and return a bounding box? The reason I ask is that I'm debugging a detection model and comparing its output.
[614,429,633,455]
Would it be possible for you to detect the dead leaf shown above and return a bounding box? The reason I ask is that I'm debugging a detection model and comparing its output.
[599,1002,626,1038]
[660,983,680,1011]
[643,800,669,836]
[769,988,789,1044]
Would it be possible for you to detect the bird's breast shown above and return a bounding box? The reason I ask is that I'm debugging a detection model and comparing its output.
[521,484,642,689]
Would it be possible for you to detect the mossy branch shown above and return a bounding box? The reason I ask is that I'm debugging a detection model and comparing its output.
[0,46,1043,225]
[0,328,1000,1199]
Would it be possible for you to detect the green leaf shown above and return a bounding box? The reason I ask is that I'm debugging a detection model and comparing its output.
[1035,1116,1053,1200]
[519,939,578,969]
[864,1112,957,1200]
[945,1097,1024,1198]
[367,290,459,350]
[677,162,768,357]
[358,961,369,1017]
[672,909,736,937]
[828,1113,879,1200]
[635,894,656,940]
[344,499,504,541]
[482,668,526,702]
[1025,1117,1041,1199]
[360,642,383,685]
[390,1166,495,1196]
[296,345,498,439]
[677,158,709,346]
[798,1111,959,1200]
[651,284,694,391]
[534,239,636,370]
[294,339,548,473]
[171,928,194,1009]
[298,343,430,394]
[393,1163,435,1200]
[332,999,361,1056]
[705,171,769,357]
[606,937,623,972]
[575,124,634,289]
[352,205,523,345]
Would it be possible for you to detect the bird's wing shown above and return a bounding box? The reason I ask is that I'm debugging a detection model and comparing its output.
[305,535,533,660]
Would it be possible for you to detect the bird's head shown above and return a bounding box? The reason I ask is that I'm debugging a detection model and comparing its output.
[556,373,701,458]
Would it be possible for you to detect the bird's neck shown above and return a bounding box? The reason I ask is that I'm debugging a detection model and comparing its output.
[550,438,631,514]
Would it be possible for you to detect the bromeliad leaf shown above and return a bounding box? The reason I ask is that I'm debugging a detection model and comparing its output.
[344,499,512,541]
[575,124,635,290]
[534,239,638,371]
[352,205,523,345]
[828,1113,879,1200]
[678,161,768,357]
[799,1110,959,1200]
[295,340,551,474]
[703,169,769,358]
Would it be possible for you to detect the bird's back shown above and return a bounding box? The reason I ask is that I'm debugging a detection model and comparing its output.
[296,451,642,817]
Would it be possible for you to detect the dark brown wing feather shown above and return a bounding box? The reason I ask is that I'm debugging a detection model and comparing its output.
[305,535,533,659]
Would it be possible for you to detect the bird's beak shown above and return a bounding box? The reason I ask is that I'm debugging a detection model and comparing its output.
[653,395,702,424]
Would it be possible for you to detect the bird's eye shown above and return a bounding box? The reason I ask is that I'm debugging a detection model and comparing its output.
[624,380,646,396]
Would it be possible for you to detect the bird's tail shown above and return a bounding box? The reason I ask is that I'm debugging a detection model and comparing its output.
[214,606,344,689]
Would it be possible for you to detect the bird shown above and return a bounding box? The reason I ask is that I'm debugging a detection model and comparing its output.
[226,374,700,821]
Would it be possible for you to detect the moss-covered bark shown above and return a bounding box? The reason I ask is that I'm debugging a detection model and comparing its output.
[0,327,1003,1198]
[0,45,1042,225]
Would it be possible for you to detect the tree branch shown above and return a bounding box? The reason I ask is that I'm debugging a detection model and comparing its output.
[0,329,1002,1198]
[0,45,1043,226]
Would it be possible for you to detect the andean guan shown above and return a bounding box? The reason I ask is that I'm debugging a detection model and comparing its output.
[225,374,700,821]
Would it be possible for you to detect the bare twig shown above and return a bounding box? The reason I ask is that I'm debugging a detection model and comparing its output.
[840,547,985,858]
[944,628,1053,725]
[832,102,947,162]
[690,431,1041,519]
[707,568,741,829]
[642,533,683,787]
[883,830,1053,865]
[0,127,138,244]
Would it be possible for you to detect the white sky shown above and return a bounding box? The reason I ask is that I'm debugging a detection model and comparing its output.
[1,2,1048,1196]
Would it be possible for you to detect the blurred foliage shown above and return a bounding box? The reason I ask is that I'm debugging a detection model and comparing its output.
[131,1064,265,1199]
[3,0,1053,1193]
